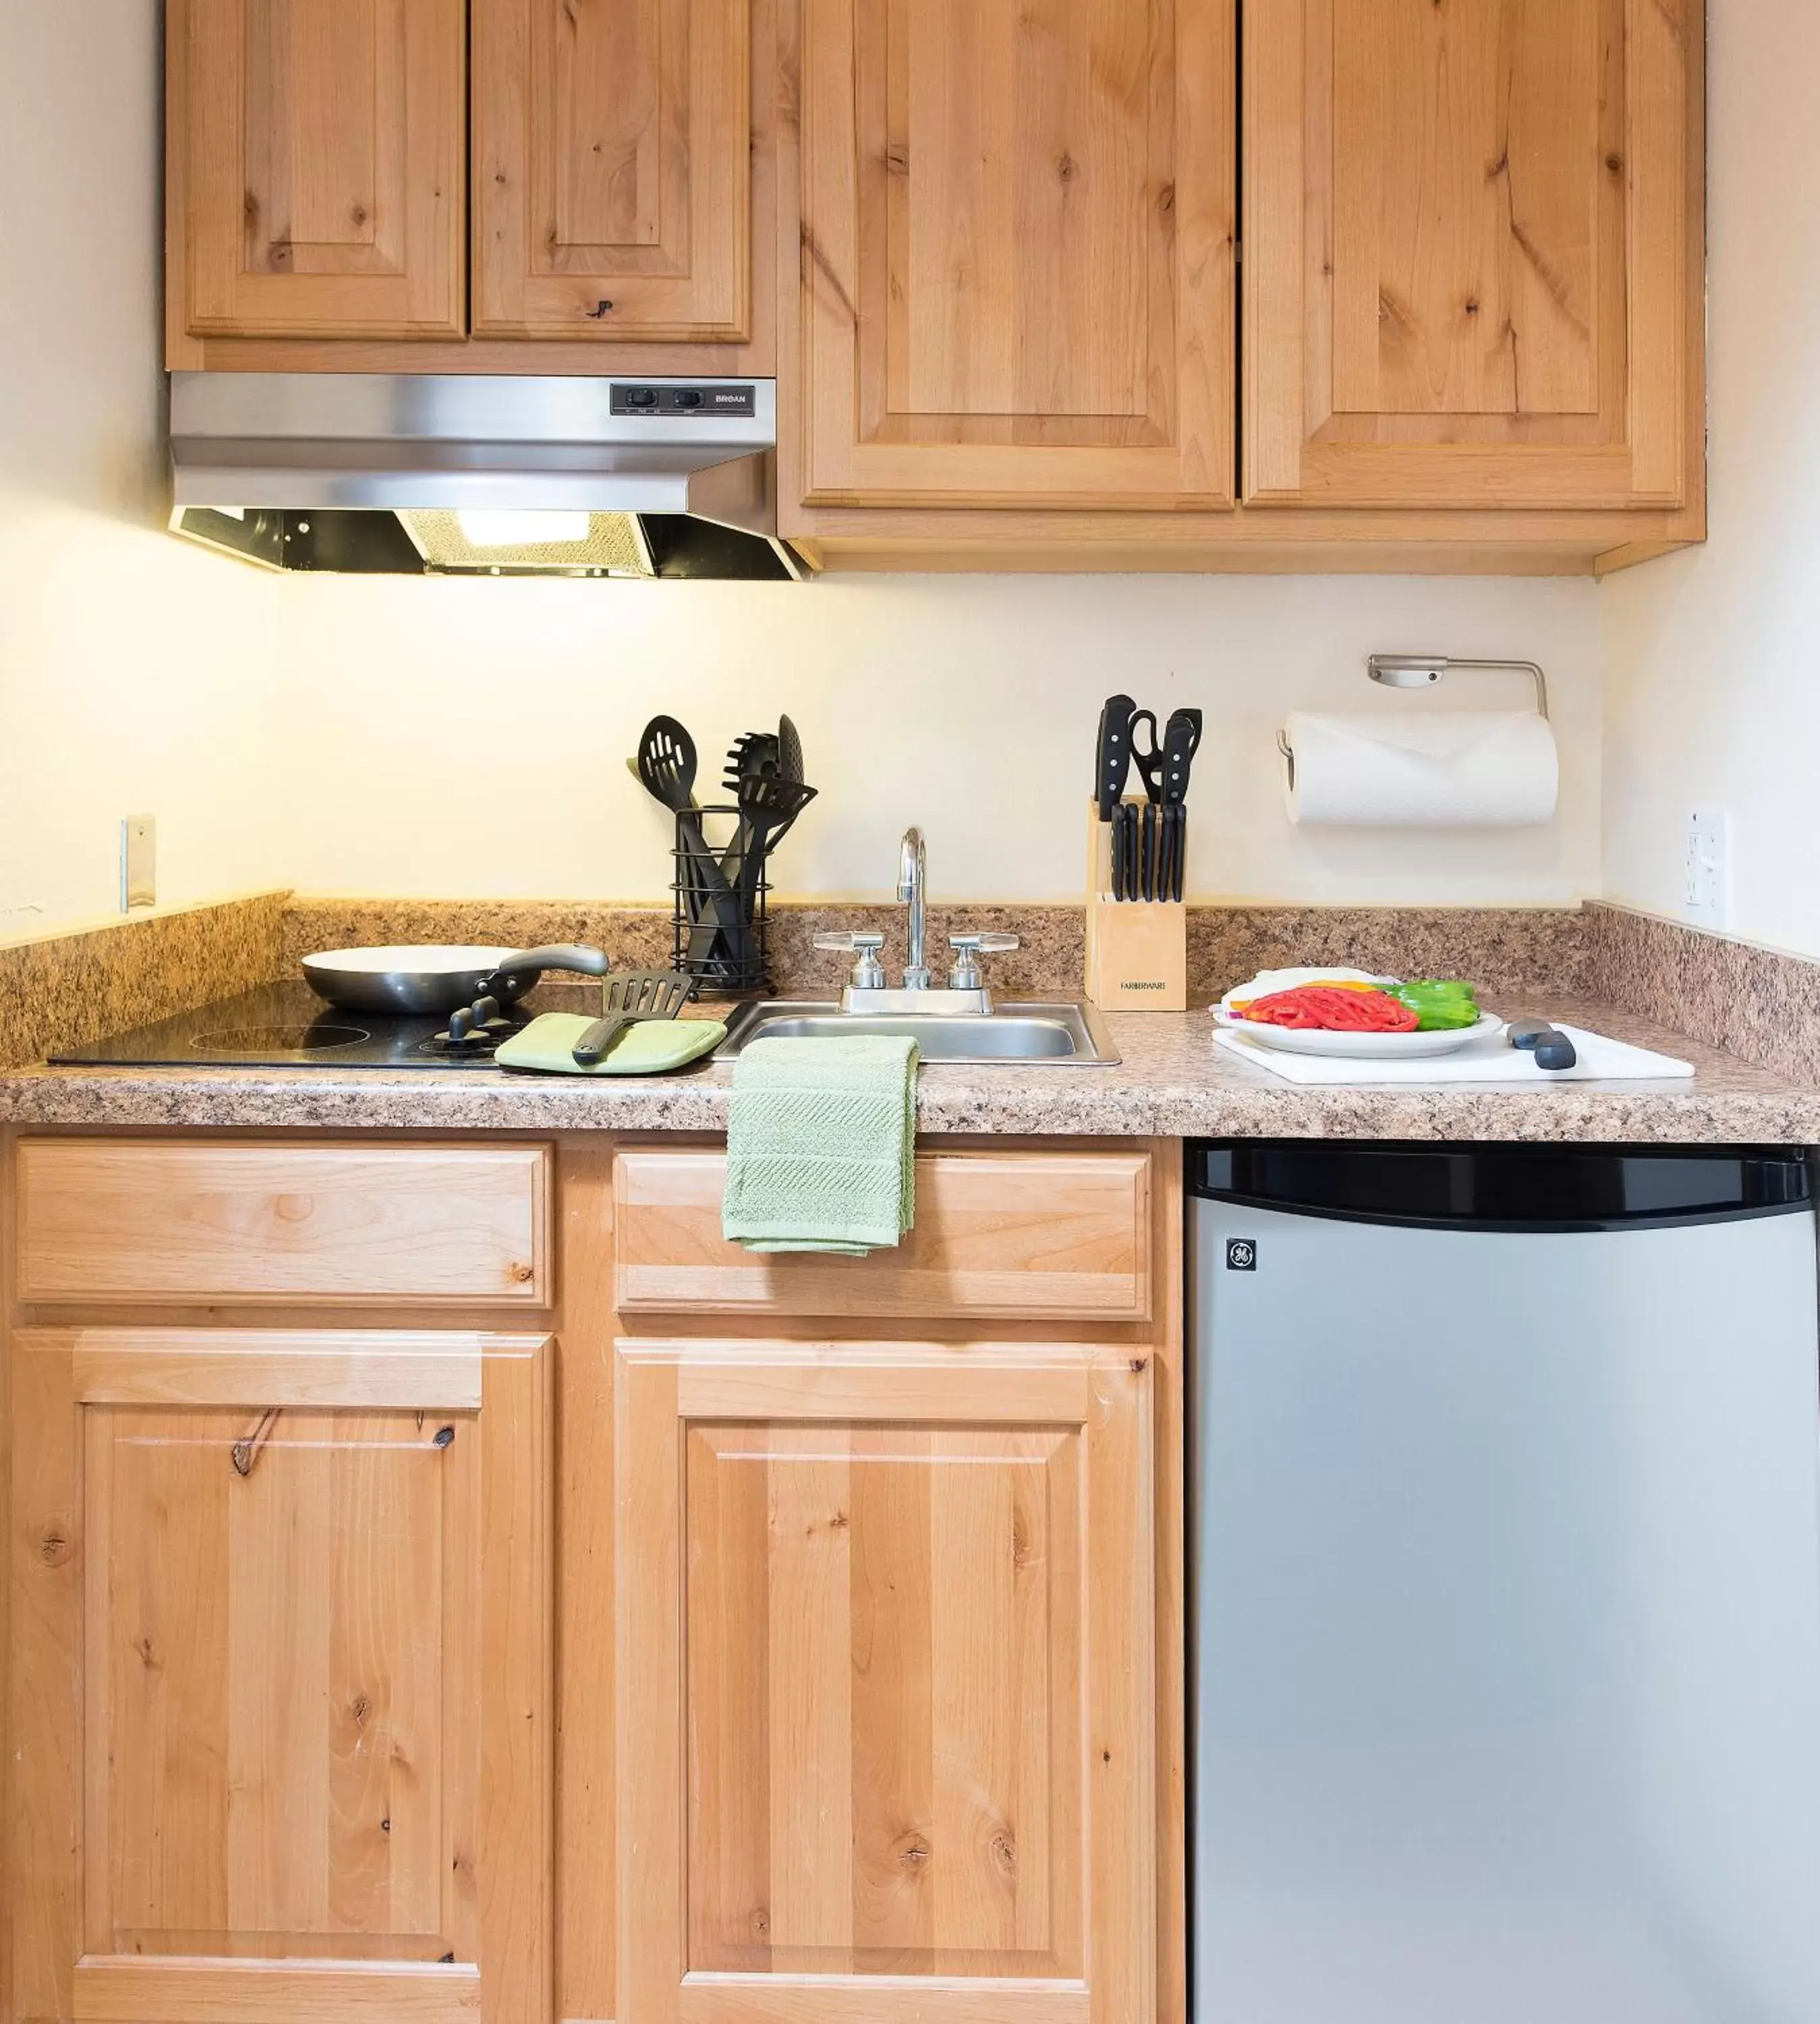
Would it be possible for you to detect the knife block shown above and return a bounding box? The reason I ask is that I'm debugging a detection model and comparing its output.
[1083,799,1188,1012]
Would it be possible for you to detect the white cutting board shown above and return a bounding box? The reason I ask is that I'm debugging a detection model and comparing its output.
[1213,1021,1695,1086]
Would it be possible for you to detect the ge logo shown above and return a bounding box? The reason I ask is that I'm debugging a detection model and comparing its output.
[1226,1239,1258,1272]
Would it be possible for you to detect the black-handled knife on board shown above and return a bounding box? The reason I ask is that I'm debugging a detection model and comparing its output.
[1507,1019,1579,1071]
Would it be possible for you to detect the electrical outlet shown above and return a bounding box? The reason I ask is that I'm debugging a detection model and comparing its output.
[1684,808,1730,926]
[120,815,156,912]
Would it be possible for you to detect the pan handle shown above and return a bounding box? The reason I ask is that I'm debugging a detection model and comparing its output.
[483,945,611,992]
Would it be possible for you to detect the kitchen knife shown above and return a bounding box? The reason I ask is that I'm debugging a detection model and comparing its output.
[1161,708,1203,805]
[1096,695,1137,823]
[1507,1019,1579,1071]
[1141,803,1155,901]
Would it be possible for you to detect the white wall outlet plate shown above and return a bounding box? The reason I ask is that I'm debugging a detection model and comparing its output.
[120,815,156,912]
[1684,808,1730,926]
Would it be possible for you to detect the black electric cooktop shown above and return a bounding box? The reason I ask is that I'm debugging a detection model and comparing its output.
[51,982,532,1070]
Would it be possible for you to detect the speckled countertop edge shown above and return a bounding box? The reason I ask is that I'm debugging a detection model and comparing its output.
[4,998,1816,1145]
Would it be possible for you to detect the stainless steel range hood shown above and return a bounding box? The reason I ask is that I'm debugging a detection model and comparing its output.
[168,372,801,580]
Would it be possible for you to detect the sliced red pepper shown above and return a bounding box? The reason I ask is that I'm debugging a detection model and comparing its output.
[1240,986,1421,1033]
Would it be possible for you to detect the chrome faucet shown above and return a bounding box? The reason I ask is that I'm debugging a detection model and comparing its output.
[812,827,1019,1013]
[897,826,930,989]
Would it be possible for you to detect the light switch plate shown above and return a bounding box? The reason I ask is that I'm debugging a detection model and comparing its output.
[121,815,155,912]
[1684,808,1730,926]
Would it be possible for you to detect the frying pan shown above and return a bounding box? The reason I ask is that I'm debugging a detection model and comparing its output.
[302,944,610,1017]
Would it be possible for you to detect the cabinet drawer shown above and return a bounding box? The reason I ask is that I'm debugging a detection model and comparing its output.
[15,1141,549,1305]
[615,1148,1152,1320]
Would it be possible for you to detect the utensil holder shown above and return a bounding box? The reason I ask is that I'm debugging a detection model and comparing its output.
[671,806,772,999]
[1083,799,1187,1012]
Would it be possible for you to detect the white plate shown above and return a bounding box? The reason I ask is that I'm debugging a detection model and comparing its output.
[1215,1009,1507,1059]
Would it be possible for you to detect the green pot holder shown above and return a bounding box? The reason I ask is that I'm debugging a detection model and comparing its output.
[493,1012,727,1076]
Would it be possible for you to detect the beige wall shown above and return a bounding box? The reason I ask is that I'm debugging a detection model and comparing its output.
[271,569,1602,906]
[0,1,285,937]
[4,0,1610,925]
[1601,0,1820,957]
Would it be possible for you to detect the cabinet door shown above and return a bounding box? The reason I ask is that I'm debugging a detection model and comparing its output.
[173,0,466,339]
[474,0,751,341]
[7,1330,551,2024]
[1244,0,1696,509]
[617,1339,1155,2024]
[796,0,1235,511]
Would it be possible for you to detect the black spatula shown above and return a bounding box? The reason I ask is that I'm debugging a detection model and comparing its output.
[571,969,693,1066]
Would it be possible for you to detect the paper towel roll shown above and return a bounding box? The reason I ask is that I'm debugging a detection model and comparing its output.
[1281,710,1559,827]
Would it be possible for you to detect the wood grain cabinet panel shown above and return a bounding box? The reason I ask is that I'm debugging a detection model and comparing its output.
[7,1330,552,2024]
[474,0,751,341]
[795,0,1236,510]
[171,0,466,339]
[1244,0,1697,508]
[617,1339,1155,2024]
[614,1148,1151,1320]
[15,1141,550,1305]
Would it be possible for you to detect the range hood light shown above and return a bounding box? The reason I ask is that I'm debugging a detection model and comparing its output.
[455,508,592,549]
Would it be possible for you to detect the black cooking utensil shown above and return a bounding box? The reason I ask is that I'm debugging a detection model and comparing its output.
[686,773,819,970]
[726,774,817,905]
[635,716,730,897]
[571,969,693,1066]
[633,715,745,963]
[777,713,804,784]
[1508,1019,1579,1072]
[1096,695,1137,822]
[636,714,700,814]
[721,729,780,795]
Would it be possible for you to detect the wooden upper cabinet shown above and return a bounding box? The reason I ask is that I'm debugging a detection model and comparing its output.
[473,0,752,342]
[1244,0,1697,509]
[795,0,1236,511]
[172,0,467,340]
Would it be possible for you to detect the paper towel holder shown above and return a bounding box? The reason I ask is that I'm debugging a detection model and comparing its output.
[1277,653,1551,780]
[1365,653,1549,720]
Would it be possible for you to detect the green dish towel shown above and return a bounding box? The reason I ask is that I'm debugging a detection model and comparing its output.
[493,1012,726,1076]
[721,1036,919,1254]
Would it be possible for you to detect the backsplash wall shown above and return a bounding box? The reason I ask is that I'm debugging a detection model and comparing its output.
[271,569,1602,907]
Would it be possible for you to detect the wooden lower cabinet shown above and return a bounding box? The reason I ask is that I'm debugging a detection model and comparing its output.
[6,1326,553,2024]
[616,1339,1158,2024]
[3,1132,1181,2024]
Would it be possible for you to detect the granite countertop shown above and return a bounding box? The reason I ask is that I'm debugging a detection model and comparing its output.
[2,997,1816,1143]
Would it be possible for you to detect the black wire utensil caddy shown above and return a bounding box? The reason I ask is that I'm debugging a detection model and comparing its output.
[671,804,775,998]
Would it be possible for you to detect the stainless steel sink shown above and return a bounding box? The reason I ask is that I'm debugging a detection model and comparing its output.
[717,999,1120,1065]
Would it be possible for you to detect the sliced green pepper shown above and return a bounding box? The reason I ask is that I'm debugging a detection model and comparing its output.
[1392,980,1481,1031]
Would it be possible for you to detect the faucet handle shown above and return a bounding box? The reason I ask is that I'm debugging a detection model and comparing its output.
[947,932,1019,992]
[814,931,887,992]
